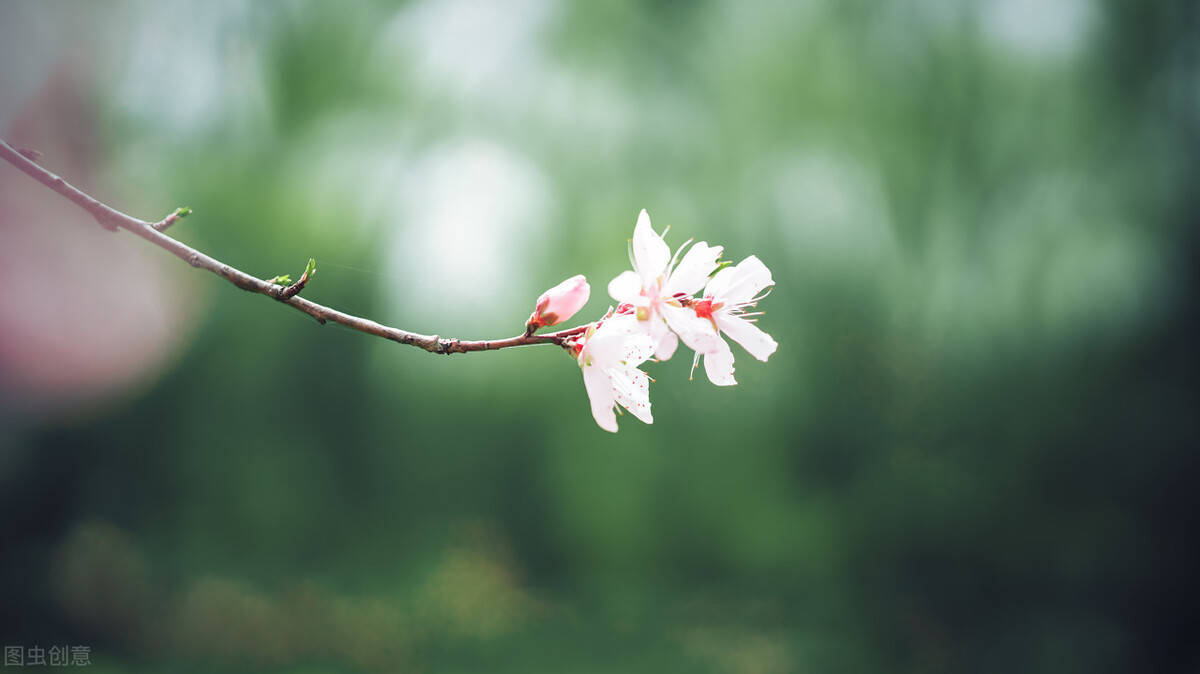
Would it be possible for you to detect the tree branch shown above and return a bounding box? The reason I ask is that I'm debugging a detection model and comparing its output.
[0,138,589,354]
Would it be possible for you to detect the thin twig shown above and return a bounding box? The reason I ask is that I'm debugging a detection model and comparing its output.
[0,138,590,354]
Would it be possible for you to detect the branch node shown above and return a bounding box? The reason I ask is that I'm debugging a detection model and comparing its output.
[278,279,307,300]
[434,337,462,355]
[17,148,42,162]
[270,258,317,301]
[153,206,192,232]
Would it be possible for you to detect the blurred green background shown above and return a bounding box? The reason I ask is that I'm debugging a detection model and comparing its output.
[1,0,1197,672]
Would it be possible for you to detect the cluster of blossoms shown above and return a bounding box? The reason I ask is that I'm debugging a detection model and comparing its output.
[526,210,777,432]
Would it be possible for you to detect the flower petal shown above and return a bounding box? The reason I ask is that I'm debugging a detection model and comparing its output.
[704,265,738,300]
[607,270,643,304]
[620,333,657,366]
[584,329,629,365]
[586,317,654,365]
[655,330,679,361]
[632,209,670,287]
[716,314,778,362]
[703,339,738,386]
[581,363,618,432]
[664,241,724,297]
[715,255,774,305]
[641,314,678,361]
[601,312,643,336]
[662,304,722,354]
[531,274,590,327]
[610,367,653,424]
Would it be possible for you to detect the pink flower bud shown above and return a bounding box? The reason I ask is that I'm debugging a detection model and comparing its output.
[527,275,590,332]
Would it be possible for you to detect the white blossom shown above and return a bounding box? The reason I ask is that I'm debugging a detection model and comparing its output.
[607,209,724,359]
[570,314,655,432]
[689,255,778,386]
